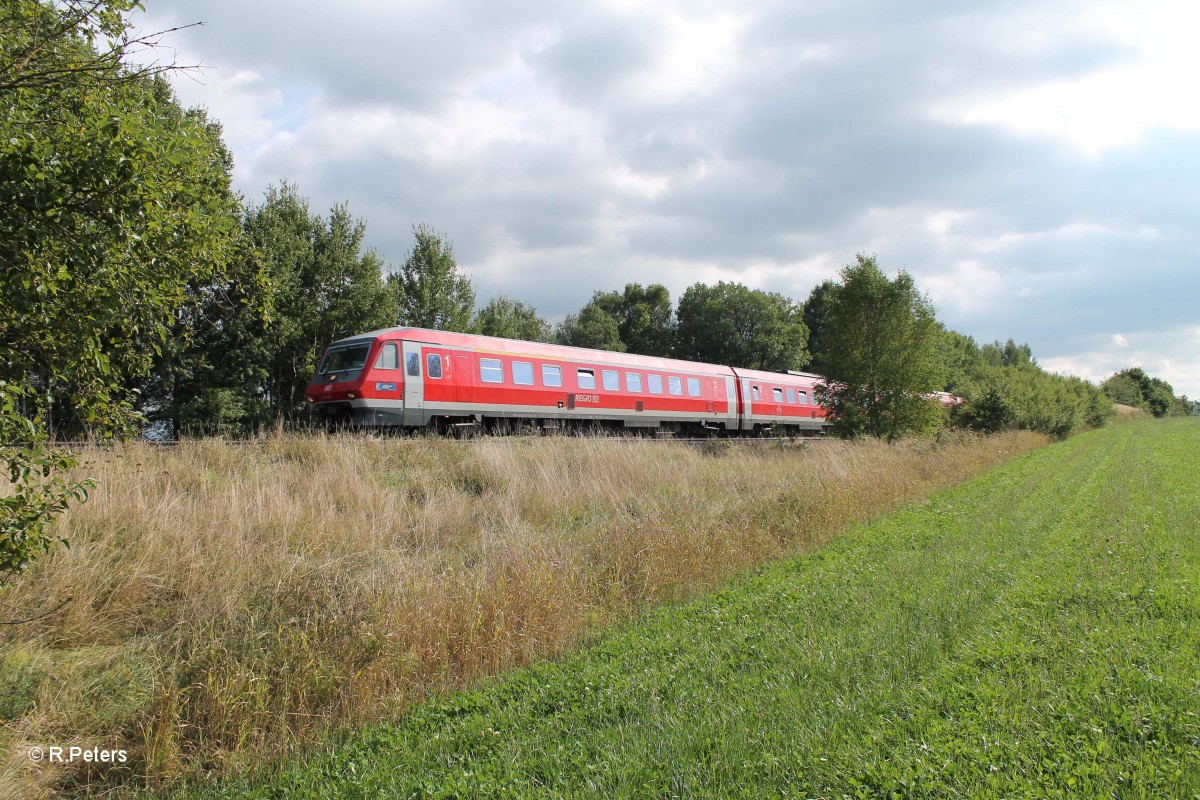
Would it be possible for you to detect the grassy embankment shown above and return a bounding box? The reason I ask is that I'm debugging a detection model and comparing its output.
[186,418,1198,798]
[0,430,1043,797]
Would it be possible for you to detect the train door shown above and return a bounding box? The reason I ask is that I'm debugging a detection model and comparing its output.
[739,377,754,432]
[401,340,424,426]
[724,376,737,429]
[453,353,470,404]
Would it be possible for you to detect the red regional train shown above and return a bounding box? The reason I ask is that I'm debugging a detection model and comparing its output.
[305,328,828,435]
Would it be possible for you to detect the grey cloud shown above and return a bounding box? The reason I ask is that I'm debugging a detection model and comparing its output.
[142,0,568,110]
[528,14,657,102]
[137,0,1199,395]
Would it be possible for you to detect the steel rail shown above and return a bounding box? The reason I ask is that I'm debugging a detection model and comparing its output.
[9,434,832,448]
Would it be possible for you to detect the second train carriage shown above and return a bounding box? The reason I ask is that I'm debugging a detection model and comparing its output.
[731,367,826,434]
[306,327,829,435]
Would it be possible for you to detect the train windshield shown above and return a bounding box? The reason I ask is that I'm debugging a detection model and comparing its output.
[318,343,371,373]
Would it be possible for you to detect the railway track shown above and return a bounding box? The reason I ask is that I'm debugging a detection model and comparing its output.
[13,433,832,448]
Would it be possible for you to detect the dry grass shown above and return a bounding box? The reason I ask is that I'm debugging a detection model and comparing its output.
[0,430,1045,796]
[1112,403,1150,419]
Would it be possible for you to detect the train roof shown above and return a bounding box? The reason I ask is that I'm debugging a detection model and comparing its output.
[731,366,824,385]
[327,328,831,386]
[327,327,738,377]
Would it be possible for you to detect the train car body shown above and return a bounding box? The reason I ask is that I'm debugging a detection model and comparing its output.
[306,327,796,435]
[931,390,965,408]
[732,367,827,434]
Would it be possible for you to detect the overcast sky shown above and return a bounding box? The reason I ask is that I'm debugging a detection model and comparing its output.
[135,0,1199,397]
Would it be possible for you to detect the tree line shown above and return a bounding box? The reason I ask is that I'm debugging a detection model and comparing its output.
[1100,368,1194,418]
[0,0,1192,586]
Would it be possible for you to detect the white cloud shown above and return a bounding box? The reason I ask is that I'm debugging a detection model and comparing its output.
[923,260,1010,317]
[975,222,1115,254]
[925,210,973,240]
[635,11,747,102]
[938,0,1200,153]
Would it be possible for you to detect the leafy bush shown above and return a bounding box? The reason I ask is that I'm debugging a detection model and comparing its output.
[956,365,1112,438]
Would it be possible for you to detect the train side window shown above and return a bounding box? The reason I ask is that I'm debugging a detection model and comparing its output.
[480,358,503,383]
[773,387,784,403]
[625,372,642,393]
[648,374,664,394]
[406,352,420,377]
[512,361,534,386]
[577,369,596,390]
[752,385,761,401]
[668,376,683,396]
[798,390,808,405]
[542,364,562,387]
[602,370,619,391]
[375,343,398,370]
[787,388,796,404]
[427,353,443,379]
[687,378,701,397]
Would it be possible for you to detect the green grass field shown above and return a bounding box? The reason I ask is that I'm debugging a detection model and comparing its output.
[186,419,1200,799]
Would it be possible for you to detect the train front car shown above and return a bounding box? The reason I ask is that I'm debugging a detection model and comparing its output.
[307,327,749,435]
[306,330,404,429]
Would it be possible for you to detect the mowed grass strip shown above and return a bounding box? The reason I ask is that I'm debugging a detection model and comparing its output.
[197,419,1200,799]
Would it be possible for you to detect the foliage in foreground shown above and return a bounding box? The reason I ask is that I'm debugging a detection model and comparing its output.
[0,0,243,580]
[0,392,89,584]
[203,419,1199,799]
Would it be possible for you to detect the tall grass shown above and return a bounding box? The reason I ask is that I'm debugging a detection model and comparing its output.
[0,431,1043,796]
[229,420,1199,800]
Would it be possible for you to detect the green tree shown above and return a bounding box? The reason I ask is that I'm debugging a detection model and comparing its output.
[237,186,397,429]
[674,282,808,371]
[0,392,89,585]
[956,360,1112,436]
[940,328,984,393]
[555,303,626,351]
[802,280,838,375]
[389,224,476,332]
[140,184,397,435]
[590,283,675,357]
[981,339,1036,370]
[955,376,1016,433]
[1101,367,1189,418]
[477,295,552,342]
[818,255,946,441]
[1,0,243,581]
[139,232,268,438]
[1100,371,1145,408]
